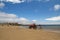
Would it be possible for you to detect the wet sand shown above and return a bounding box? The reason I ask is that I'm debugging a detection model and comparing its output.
[0,25,60,40]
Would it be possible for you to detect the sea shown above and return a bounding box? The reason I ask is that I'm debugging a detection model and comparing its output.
[20,25,60,33]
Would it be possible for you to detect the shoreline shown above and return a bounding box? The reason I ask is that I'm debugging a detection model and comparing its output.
[43,29,60,33]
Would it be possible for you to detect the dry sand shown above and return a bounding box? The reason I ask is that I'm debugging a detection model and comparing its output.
[0,25,60,40]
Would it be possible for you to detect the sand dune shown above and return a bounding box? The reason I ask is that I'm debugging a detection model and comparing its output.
[0,25,60,40]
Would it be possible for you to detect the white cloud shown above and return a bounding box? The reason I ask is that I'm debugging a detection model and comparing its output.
[18,17,29,24]
[45,16,60,21]
[31,20,37,23]
[0,12,18,23]
[0,0,25,4]
[32,20,37,22]
[0,12,17,18]
[54,4,60,11]
[19,17,28,21]
[0,2,5,8]
[6,0,25,4]
[0,12,30,24]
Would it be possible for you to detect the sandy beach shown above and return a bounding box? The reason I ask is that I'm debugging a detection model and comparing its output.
[0,25,60,40]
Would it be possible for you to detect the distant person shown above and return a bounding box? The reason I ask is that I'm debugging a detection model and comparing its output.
[39,25,42,29]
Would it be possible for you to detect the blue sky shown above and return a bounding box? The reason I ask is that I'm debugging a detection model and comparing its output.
[0,0,60,24]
